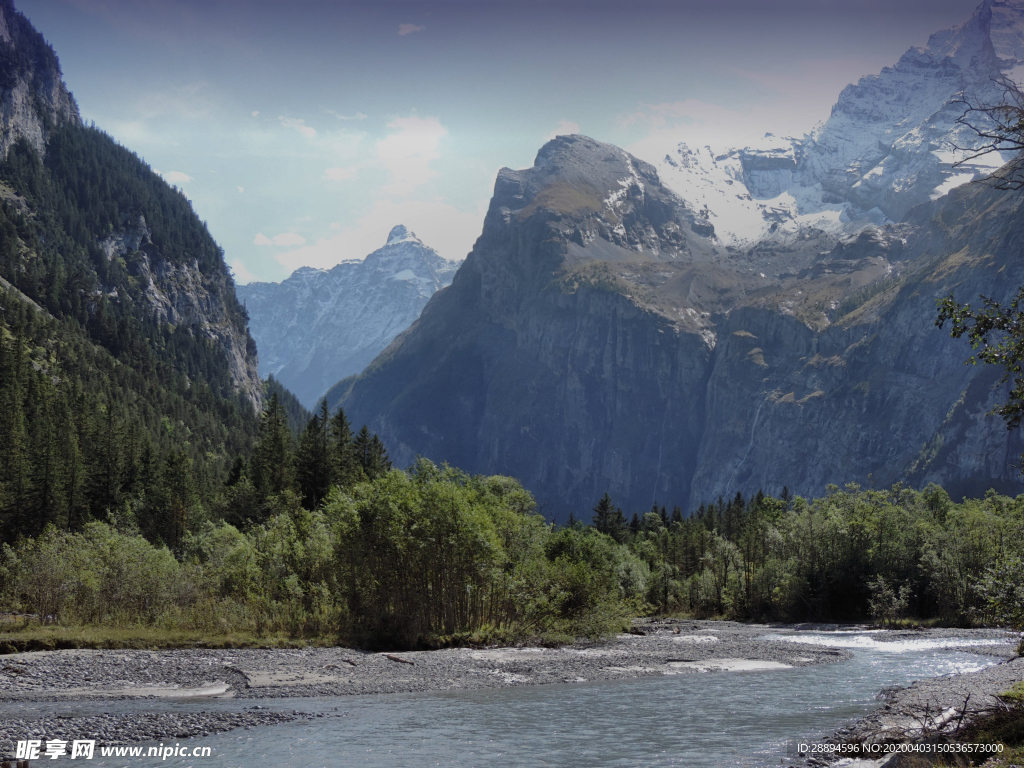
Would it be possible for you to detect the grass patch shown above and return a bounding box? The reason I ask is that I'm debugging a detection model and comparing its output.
[0,623,336,653]
[518,182,605,221]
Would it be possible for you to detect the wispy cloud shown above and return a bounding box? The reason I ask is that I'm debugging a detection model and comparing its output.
[273,198,483,273]
[376,115,447,196]
[398,23,424,36]
[279,116,316,138]
[162,170,193,184]
[230,258,256,284]
[546,119,580,141]
[327,110,368,121]
[254,232,307,247]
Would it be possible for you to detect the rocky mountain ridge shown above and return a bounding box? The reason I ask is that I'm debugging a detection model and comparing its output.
[238,226,459,408]
[0,0,262,411]
[335,121,1024,518]
[0,0,79,159]
[647,0,1024,247]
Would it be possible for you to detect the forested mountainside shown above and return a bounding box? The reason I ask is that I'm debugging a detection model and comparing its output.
[238,226,460,409]
[337,133,1024,520]
[0,0,266,542]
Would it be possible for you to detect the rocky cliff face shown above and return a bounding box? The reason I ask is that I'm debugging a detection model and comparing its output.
[238,226,459,408]
[648,0,1024,245]
[0,1,262,412]
[338,132,1024,518]
[338,137,754,514]
[101,215,263,409]
[0,0,79,158]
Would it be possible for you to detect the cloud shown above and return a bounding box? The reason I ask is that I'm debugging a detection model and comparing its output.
[162,170,193,184]
[279,116,316,138]
[230,258,257,285]
[273,198,484,273]
[254,232,307,247]
[324,166,358,181]
[376,115,447,196]
[621,99,797,149]
[546,119,581,141]
[330,222,341,229]
[398,23,424,36]
[328,110,368,121]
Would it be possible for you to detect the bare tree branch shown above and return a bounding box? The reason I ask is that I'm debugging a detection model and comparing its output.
[951,74,1024,190]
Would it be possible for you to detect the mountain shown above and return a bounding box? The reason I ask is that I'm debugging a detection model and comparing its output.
[647,0,1024,246]
[333,135,752,516]
[238,225,460,408]
[0,0,265,541]
[335,123,1024,518]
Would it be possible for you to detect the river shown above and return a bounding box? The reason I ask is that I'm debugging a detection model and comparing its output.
[10,631,1013,767]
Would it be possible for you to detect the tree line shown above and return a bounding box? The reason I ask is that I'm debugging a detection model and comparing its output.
[1,461,646,648]
[590,484,1024,626]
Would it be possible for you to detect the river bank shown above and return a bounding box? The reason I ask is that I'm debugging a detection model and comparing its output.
[0,623,1015,762]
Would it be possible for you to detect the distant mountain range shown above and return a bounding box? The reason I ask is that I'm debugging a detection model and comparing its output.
[331,0,1024,519]
[647,0,1024,244]
[237,226,460,408]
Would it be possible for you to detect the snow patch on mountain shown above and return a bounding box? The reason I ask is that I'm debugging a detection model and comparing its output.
[238,226,461,408]
[637,0,1023,246]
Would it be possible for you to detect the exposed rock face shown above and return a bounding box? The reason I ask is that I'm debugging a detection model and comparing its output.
[337,137,746,514]
[338,133,1024,519]
[647,0,1024,245]
[691,181,1024,504]
[0,0,79,158]
[101,215,263,409]
[238,226,460,408]
[0,2,262,412]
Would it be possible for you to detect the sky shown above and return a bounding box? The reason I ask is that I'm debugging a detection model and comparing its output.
[15,0,984,284]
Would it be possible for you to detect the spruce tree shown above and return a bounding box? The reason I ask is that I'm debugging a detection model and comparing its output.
[329,405,361,487]
[592,493,615,534]
[295,401,332,509]
[250,393,293,498]
[353,425,392,481]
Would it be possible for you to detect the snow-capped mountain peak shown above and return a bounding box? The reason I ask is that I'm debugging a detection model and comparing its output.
[385,224,421,246]
[639,0,1022,247]
[238,226,462,407]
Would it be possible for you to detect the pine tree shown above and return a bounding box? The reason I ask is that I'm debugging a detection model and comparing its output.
[295,401,332,509]
[160,448,196,549]
[250,393,292,498]
[329,405,362,488]
[592,493,615,533]
[353,425,391,481]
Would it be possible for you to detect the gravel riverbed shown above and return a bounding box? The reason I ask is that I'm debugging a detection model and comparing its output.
[0,620,848,754]
[0,622,1016,761]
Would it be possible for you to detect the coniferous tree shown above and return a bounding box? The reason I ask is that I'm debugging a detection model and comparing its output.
[295,401,332,509]
[592,493,615,534]
[353,425,391,481]
[250,393,292,498]
[329,405,362,488]
[159,448,197,549]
